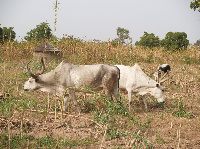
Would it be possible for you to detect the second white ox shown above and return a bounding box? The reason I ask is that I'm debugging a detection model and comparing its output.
[24,58,120,112]
[116,64,166,111]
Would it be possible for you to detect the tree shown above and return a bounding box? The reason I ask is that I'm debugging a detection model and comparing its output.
[190,0,200,12]
[24,22,52,41]
[194,39,200,46]
[0,27,16,44]
[0,27,2,43]
[160,32,189,50]
[135,32,160,48]
[116,27,131,44]
[111,38,120,46]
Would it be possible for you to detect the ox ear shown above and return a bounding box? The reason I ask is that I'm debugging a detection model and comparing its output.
[35,78,40,82]
[156,83,159,87]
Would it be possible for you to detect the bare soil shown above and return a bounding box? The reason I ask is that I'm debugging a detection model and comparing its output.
[1,58,200,148]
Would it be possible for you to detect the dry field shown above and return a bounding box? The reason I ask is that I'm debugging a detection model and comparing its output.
[0,40,200,148]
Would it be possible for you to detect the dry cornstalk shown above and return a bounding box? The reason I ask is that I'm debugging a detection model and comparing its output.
[48,93,50,108]
[99,124,108,149]
[20,110,24,140]
[54,0,58,36]
[128,130,141,147]
[54,72,57,121]
[8,120,11,149]
[26,138,30,149]
[177,124,181,149]
[4,61,6,74]
[55,97,57,121]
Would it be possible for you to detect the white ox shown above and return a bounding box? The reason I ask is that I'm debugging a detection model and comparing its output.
[24,58,120,112]
[116,64,167,111]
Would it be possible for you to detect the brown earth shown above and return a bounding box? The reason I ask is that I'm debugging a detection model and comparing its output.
[1,88,200,148]
[0,52,200,148]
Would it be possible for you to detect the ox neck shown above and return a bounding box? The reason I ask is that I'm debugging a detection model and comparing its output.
[39,86,64,97]
[37,71,65,97]
[134,85,157,96]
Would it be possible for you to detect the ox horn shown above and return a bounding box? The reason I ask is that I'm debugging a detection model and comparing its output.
[158,71,168,83]
[36,57,45,75]
[159,70,174,83]
[26,58,45,79]
[159,74,174,83]
[26,61,37,79]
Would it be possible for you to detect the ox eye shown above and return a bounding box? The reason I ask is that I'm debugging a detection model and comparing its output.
[35,78,39,82]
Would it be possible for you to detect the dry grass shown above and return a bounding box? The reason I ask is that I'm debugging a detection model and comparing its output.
[0,39,200,148]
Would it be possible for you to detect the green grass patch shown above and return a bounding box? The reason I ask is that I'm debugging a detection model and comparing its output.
[0,134,97,148]
[166,99,192,118]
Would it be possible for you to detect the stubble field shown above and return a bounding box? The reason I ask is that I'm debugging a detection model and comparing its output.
[0,39,200,148]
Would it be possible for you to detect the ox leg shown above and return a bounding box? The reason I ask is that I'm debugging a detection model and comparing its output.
[103,72,120,101]
[113,89,120,101]
[127,89,132,111]
[142,96,148,111]
[63,96,68,112]
[69,89,80,113]
[105,89,113,100]
[113,81,121,101]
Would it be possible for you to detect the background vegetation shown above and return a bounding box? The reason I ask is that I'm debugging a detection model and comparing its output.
[24,22,53,41]
[0,27,16,44]
[0,22,199,51]
[190,0,200,12]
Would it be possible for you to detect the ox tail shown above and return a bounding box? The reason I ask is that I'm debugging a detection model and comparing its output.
[114,66,120,89]
[112,66,121,100]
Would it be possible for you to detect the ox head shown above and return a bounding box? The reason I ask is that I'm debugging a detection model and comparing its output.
[153,72,172,103]
[154,83,165,103]
[24,58,45,91]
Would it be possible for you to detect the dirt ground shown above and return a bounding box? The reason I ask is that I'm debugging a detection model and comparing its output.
[1,55,200,148]
[1,89,200,148]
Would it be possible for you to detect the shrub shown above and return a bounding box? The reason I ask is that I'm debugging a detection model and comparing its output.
[160,32,189,51]
[135,32,160,48]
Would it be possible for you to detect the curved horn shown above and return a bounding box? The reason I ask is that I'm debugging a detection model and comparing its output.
[160,74,174,83]
[26,61,37,79]
[36,57,45,75]
[158,71,168,83]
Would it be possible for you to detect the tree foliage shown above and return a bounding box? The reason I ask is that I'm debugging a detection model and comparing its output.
[160,32,189,50]
[24,22,52,41]
[0,27,2,43]
[135,32,160,48]
[111,38,120,47]
[0,27,16,44]
[116,27,131,44]
[190,0,200,12]
[194,39,200,46]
